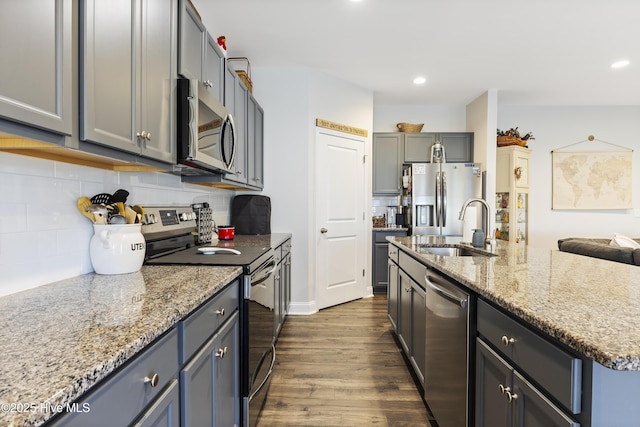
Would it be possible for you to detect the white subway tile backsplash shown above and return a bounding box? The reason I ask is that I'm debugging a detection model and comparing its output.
[0,152,237,296]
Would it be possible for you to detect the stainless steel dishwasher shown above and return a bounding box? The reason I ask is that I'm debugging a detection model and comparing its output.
[424,267,471,427]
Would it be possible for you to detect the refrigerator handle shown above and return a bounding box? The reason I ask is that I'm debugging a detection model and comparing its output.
[442,171,447,227]
[435,172,441,226]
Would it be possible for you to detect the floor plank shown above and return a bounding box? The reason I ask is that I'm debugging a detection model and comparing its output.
[257,295,434,427]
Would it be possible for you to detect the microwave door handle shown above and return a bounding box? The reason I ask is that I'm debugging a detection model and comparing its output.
[227,114,236,167]
[188,97,196,158]
[221,115,236,168]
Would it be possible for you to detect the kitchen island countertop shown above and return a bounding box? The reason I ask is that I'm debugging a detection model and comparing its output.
[388,235,640,371]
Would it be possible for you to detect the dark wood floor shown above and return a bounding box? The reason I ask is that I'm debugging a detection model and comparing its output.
[257,295,434,427]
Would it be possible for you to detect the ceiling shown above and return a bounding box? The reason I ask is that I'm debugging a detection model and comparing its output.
[194,0,640,107]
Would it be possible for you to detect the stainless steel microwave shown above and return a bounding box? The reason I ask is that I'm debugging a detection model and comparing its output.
[176,78,236,175]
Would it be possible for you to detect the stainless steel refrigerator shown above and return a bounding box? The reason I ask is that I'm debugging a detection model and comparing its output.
[410,162,482,236]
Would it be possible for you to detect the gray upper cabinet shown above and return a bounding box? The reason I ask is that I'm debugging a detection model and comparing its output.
[404,133,436,162]
[0,0,73,135]
[404,132,474,163]
[80,0,177,164]
[178,0,205,81]
[248,94,264,189]
[373,133,404,195]
[178,0,225,102]
[439,133,474,162]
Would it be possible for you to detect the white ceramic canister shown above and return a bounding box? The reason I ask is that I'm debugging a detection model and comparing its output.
[90,224,146,275]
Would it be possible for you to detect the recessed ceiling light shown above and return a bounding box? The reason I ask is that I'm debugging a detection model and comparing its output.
[611,60,630,69]
[413,77,426,85]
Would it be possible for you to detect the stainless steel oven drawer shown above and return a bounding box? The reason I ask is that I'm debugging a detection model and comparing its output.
[179,279,240,364]
[477,299,582,414]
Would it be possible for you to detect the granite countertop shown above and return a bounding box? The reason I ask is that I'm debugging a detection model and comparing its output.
[373,226,409,232]
[0,264,243,426]
[388,235,640,371]
[0,233,293,426]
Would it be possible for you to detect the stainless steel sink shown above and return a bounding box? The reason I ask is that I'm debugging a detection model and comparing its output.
[424,246,495,257]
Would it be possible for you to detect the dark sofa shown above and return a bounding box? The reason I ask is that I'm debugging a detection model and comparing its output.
[558,238,640,266]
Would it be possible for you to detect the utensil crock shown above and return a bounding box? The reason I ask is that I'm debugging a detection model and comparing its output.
[90,224,145,274]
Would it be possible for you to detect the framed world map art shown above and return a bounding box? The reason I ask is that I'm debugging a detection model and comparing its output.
[552,150,633,210]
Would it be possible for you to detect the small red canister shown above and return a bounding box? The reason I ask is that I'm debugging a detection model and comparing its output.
[217,225,235,240]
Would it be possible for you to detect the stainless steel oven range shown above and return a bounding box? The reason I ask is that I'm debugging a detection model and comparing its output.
[141,206,276,427]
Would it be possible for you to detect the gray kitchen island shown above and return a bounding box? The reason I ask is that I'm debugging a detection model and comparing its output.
[388,235,640,427]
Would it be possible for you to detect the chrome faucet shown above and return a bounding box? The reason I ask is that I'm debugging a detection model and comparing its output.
[458,198,492,246]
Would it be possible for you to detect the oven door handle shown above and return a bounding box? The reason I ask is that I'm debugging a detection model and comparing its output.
[251,260,277,286]
[249,344,276,401]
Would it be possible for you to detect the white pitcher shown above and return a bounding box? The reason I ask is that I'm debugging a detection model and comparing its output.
[90,224,145,275]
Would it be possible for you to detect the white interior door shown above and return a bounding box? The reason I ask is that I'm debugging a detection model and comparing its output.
[315,128,366,310]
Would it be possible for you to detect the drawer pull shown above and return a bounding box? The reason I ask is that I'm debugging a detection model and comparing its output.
[501,335,516,346]
[216,308,225,316]
[144,373,159,388]
[216,346,228,358]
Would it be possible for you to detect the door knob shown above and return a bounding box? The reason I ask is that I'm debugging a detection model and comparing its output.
[320,227,328,234]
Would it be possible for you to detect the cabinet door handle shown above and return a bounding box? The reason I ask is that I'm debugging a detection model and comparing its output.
[501,335,516,346]
[144,373,159,387]
[320,227,328,234]
[404,287,412,293]
[215,346,228,358]
[507,391,519,402]
[498,384,510,395]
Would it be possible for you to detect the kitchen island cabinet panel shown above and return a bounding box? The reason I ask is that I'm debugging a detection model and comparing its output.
[0,0,73,136]
[80,0,177,163]
[477,299,582,415]
[476,339,579,427]
[397,251,427,387]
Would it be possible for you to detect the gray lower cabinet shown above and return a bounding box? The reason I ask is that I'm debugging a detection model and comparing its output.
[476,299,582,427]
[373,230,407,294]
[179,279,241,427]
[0,0,73,136]
[476,340,580,427]
[180,311,240,427]
[275,239,291,339]
[49,329,180,427]
[80,0,177,164]
[387,244,399,330]
[397,251,427,387]
[49,278,241,427]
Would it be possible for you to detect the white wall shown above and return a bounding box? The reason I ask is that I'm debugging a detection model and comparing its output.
[0,152,234,296]
[252,66,374,314]
[373,104,466,132]
[497,106,640,249]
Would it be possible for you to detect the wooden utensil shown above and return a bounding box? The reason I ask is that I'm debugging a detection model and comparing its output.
[76,197,95,222]
[125,206,137,224]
